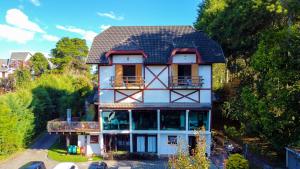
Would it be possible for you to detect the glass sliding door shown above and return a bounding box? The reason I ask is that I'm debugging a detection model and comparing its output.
[136,136,145,152]
[147,136,156,153]
[160,110,185,130]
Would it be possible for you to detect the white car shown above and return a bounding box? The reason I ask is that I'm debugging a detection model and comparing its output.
[53,162,79,169]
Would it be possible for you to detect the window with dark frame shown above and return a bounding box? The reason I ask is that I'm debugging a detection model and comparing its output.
[178,65,191,77]
[90,135,99,144]
[168,136,177,145]
[122,65,136,77]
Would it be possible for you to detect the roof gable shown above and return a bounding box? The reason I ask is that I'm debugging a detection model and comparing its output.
[87,26,225,64]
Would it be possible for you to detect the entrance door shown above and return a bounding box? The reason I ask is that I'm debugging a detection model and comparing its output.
[188,136,196,155]
[147,136,156,153]
[137,136,145,152]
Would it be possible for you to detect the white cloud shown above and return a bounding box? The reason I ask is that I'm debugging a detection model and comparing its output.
[100,24,111,31]
[56,25,97,42]
[6,8,45,33]
[42,34,59,42]
[0,24,35,43]
[97,11,124,20]
[29,0,40,6]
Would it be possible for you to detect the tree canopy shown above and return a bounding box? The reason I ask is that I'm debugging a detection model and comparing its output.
[30,52,50,76]
[51,37,89,72]
[195,0,300,151]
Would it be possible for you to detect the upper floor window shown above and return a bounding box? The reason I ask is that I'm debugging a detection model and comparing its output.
[170,64,203,88]
[123,65,136,77]
[111,64,144,88]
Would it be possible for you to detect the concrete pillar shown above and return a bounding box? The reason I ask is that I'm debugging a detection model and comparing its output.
[66,134,70,147]
[99,109,103,132]
[99,134,104,155]
[157,109,160,156]
[128,110,133,153]
[208,110,211,131]
[185,110,189,145]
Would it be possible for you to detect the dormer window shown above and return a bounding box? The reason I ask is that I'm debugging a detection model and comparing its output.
[123,65,136,77]
[111,64,144,88]
[170,63,203,88]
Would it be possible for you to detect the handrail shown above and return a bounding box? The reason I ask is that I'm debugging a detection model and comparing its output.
[169,76,204,88]
[110,76,144,88]
[47,120,99,132]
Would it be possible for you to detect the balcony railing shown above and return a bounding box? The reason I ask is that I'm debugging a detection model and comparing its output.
[169,76,204,89]
[110,76,144,89]
[47,119,99,133]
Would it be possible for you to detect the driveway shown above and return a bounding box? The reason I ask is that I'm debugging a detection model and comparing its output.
[0,133,168,169]
[0,133,59,169]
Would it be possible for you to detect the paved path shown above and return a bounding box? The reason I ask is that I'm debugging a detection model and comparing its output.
[0,133,59,169]
[0,133,167,169]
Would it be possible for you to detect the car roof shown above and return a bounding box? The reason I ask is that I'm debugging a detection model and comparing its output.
[53,162,77,169]
[19,161,44,169]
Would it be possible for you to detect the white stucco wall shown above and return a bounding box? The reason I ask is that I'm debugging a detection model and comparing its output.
[159,134,187,155]
[145,66,168,89]
[77,135,86,147]
[86,135,101,155]
[200,90,211,104]
[144,90,169,103]
[159,133,211,156]
[199,65,211,89]
[99,90,114,103]
[172,54,196,64]
[112,55,143,64]
[99,65,115,89]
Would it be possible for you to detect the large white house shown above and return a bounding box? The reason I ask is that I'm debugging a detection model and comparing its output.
[48,26,225,157]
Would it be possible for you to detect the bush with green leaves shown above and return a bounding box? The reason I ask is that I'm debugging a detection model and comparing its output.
[0,73,92,157]
[225,154,249,169]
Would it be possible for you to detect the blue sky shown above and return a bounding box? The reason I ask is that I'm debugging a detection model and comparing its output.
[0,0,200,59]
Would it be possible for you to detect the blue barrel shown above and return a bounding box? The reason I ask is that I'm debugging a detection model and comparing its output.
[67,145,72,154]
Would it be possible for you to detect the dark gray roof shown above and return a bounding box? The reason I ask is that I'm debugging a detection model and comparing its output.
[0,59,9,66]
[10,52,32,61]
[87,26,225,64]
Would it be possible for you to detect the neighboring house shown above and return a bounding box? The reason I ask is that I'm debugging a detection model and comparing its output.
[9,52,32,70]
[47,26,225,157]
[0,59,10,79]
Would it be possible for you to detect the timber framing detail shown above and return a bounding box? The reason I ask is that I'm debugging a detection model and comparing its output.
[170,90,200,103]
[114,90,144,103]
[145,65,168,89]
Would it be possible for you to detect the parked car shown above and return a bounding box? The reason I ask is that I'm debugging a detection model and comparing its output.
[88,161,108,169]
[53,162,79,169]
[19,161,46,169]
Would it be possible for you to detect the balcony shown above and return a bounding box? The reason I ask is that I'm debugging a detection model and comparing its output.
[47,119,99,133]
[169,76,204,89]
[110,76,144,89]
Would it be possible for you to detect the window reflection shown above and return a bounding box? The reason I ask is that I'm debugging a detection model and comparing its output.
[102,111,129,130]
[188,111,208,130]
[132,110,157,130]
[160,110,185,130]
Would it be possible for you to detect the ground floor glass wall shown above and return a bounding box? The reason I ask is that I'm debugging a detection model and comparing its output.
[160,110,186,130]
[132,110,157,130]
[102,111,129,130]
[188,111,208,130]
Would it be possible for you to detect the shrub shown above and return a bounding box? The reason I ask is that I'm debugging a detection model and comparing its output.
[225,154,249,169]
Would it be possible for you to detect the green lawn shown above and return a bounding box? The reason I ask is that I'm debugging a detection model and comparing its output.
[48,141,102,162]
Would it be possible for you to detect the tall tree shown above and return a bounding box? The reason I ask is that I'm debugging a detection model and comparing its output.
[195,0,300,152]
[30,52,49,76]
[51,37,89,72]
